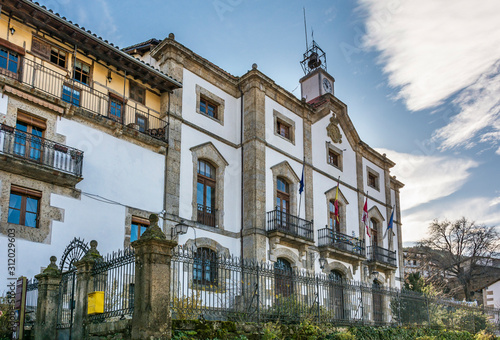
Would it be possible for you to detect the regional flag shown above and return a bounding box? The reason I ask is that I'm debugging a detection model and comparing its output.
[362,197,370,237]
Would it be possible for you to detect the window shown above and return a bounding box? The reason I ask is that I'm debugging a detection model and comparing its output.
[193,247,217,285]
[129,81,145,105]
[8,186,41,228]
[276,119,290,139]
[50,47,67,68]
[273,110,295,144]
[195,85,225,124]
[62,84,81,107]
[367,168,380,191]
[0,48,19,74]
[370,218,379,246]
[197,160,216,227]
[73,60,90,85]
[32,37,67,68]
[135,114,148,132]
[328,150,339,167]
[276,177,290,214]
[329,200,340,233]
[130,217,150,242]
[109,96,123,123]
[275,258,293,297]
[14,113,46,162]
[199,97,218,119]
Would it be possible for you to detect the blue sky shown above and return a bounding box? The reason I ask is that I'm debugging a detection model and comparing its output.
[37,0,500,244]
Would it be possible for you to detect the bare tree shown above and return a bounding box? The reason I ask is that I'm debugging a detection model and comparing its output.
[419,217,499,301]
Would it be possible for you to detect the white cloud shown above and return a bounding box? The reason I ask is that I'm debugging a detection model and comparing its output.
[359,0,500,112]
[402,196,500,242]
[432,62,500,150]
[376,148,478,211]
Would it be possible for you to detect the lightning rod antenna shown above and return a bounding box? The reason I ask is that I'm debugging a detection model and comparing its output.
[303,7,308,50]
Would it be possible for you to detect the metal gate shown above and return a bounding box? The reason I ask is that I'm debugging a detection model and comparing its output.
[56,238,89,339]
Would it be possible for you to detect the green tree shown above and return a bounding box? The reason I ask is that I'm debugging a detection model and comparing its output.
[419,217,499,301]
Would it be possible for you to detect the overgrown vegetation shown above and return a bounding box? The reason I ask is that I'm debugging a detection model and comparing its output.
[172,320,499,339]
[0,300,13,340]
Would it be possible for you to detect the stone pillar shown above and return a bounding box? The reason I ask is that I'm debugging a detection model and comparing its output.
[34,256,61,340]
[73,240,102,340]
[131,214,177,340]
[241,75,268,262]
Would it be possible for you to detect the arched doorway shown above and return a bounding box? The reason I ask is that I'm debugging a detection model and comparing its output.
[372,280,383,323]
[274,258,293,297]
[329,270,345,320]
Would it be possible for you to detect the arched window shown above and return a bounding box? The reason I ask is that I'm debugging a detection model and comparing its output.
[329,200,340,233]
[197,160,216,227]
[274,258,293,297]
[276,177,290,213]
[329,270,344,320]
[193,247,218,285]
[370,218,379,246]
[276,177,291,231]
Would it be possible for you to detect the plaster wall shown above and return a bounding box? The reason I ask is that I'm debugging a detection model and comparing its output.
[182,69,241,144]
[362,158,386,203]
[264,96,304,159]
[311,113,357,186]
[178,124,242,234]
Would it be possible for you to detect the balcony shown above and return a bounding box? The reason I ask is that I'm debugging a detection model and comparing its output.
[266,209,314,246]
[1,58,168,143]
[367,245,397,269]
[197,203,216,228]
[0,124,83,187]
[318,228,365,256]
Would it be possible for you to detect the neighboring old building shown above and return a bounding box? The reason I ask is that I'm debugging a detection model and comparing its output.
[0,0,404,292]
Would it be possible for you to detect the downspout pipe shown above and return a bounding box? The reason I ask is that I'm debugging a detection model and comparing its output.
[163,91,171,230]
[239,84,244,260]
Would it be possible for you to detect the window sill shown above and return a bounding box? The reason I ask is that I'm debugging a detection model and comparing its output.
[197,110,223,126]
[274,132,295,145]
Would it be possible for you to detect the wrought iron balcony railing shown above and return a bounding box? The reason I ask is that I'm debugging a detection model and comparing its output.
[266,209,314,242]
[197,203,216,227]
[367,245,397,267]
[318,228,365,257]
[0,124,83,177]
[1,58,168,141]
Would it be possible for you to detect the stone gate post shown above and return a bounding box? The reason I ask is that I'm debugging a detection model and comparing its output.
[73,240,102,340]
[34,256,61,340]
[131,214,177,340]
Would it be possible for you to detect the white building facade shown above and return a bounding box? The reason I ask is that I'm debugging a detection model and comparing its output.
[0,0,404,294]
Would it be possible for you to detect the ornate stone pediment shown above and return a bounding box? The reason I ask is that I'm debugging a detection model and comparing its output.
[326,114,342,144]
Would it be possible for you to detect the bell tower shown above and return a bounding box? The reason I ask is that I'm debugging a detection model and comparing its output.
[299,40,335,103]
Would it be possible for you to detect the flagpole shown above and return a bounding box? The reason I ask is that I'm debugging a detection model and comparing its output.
[298,192,303,219]
[298,163,305,219]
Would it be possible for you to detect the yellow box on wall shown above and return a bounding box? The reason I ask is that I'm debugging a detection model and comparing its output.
[87,291,104,314]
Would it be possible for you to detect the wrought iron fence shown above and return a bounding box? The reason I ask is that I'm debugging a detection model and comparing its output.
[170,247,500,330]
[318,228,365,257]
[88,247,135,322]
[0,124,83,177]
[2,58,168,141]
[266,209,314,242]
[367,245,397,267]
